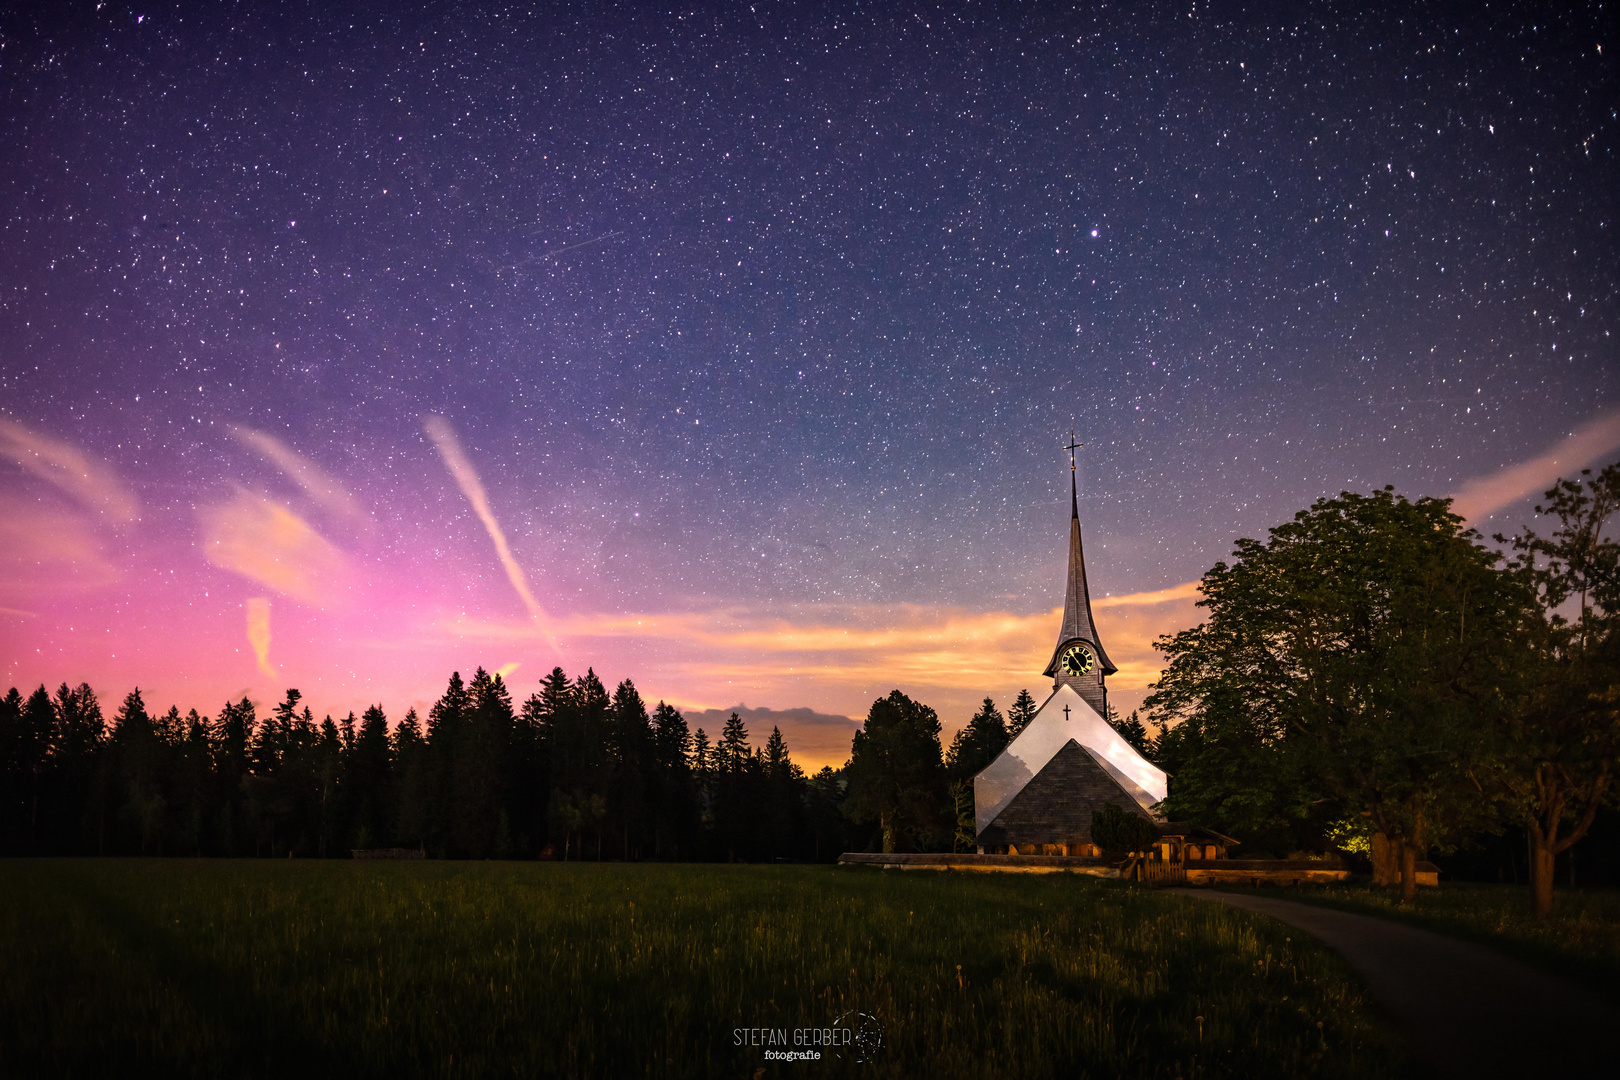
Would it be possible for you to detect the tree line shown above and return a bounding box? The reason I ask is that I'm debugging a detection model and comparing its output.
[0,656,1071,866]
[0,667,858,863]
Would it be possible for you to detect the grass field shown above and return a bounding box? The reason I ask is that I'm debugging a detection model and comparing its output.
[1269,881,1620,996]
[0,860,1405,1079]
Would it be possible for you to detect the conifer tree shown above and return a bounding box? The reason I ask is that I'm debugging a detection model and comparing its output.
[609,679,653,860]
[0,688,24,852]
[946,697,1009,781]
[714,714,755,860]
[807,766,847,862]
[339,712,357,755]
[393,708,429,849]
[760,726,801,859]
[50,682,104,853]
[110,689,165,854]
[457,669,513,857]
[690,728,711,777]
[316,714,344,856]
[1006,689,1038,739]
[568,670,611,857]
[343,704,391,852]
[16,687,54,851]
[651,702,696,859]
[175,708,214,856]
[424,672,469,856]
[213,697,255,855]
[720,713,750,773]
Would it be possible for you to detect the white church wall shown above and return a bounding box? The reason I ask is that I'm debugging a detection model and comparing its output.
[973,682,1168,833]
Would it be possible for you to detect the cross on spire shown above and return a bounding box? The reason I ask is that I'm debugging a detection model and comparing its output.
[1063,429,1082,519]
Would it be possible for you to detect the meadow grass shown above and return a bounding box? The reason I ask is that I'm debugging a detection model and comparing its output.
[0,860,1405,1079]
[1266,881,1620,996]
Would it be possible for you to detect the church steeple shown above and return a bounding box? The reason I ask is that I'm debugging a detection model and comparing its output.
[1042,433,1116,715]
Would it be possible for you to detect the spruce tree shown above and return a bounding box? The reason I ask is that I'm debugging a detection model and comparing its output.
[651,702,696,859]
[714,715,755,860]
[393,708,429,850]
[16,687,53,852]
[317,714,344,856]
[49,682,104,853]
[109,689,165,854]
[946,697,1010,781]
[213,698,255,855]
[571,670,611,857]
[0,688,24,852]
[806,766,847,862]
[608,679,653,860]
[720,713,750,773]
[1007,689,1039,739]
[458,669,514,858]
[345,707,391,850]
[425,672,469,856]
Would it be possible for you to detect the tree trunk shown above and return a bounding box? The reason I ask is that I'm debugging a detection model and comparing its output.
[1399,843,1417,904]
[881,811,895,854]
[1370,831,1402,886]
[1530,831,1556,918]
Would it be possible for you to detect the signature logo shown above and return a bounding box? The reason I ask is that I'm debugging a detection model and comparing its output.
[832,1010,885,1063]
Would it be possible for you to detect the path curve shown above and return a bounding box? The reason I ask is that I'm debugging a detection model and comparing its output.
[1167,888,1617,1078]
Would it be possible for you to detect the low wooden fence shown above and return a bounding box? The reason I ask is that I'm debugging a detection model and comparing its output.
[1117,852,1186,885]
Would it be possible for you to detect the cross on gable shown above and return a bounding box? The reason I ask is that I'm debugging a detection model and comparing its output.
[1063,704,1071,721]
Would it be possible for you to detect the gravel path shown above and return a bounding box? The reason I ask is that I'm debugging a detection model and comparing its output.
[1167,888,1617,1078]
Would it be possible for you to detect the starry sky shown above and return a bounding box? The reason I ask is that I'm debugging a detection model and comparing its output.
[1,1,1615,767]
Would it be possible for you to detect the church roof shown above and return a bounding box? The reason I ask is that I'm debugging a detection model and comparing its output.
[976,738,1155,848]
[972,682,1167,835]
[1042,467,1118,677]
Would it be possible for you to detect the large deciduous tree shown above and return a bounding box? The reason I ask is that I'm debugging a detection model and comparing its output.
[1495,463,1620,917]
[843,690,947,853]
[1148,488,1520,900]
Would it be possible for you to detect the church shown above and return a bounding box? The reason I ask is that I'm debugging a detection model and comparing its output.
[973,446,1226,861]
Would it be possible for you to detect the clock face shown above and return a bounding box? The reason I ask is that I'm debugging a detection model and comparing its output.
[1061,642,1096,676]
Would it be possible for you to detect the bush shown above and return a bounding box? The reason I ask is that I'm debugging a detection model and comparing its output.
[1092,802,1159,856]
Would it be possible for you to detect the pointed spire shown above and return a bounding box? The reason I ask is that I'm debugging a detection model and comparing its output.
[1044,434,1116,688]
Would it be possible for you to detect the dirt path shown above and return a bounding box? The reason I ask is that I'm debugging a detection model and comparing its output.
[1167,888,1616,1078]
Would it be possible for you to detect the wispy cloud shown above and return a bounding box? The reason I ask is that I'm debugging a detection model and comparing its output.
[423,415,557,649]
[0,494,120,592]
[245,597,277,679]
[1450,409,1620,522]
[198,489,350,606]
[0,418,139,524]
[229,425,372,533]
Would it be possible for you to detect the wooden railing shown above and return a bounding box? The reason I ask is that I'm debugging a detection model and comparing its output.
[1123,851,1186,885]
